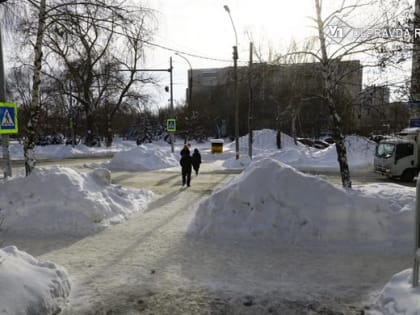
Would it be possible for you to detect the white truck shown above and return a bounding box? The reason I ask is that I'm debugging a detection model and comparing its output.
[374,127,420,182]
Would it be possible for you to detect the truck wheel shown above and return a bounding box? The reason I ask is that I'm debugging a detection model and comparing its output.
[401,169,415,182]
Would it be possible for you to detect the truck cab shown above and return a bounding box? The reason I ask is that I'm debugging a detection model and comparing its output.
[374,128,420,182]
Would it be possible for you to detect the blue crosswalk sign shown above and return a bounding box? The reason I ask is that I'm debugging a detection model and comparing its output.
[0,102,18,134]
[167,118,176,132]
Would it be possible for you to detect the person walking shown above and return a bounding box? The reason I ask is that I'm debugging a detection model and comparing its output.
[180,151,192,187]
[180,143,191,157]
[191,148,202,176]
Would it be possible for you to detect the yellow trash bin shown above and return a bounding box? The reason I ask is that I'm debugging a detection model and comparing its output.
[211,139,224,153]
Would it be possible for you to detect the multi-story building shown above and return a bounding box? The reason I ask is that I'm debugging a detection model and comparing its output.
[359,86,410,134]
[186,60,362,138]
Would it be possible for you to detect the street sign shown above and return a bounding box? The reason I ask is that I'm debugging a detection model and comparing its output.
[0,102,18,134]
[167,118,176,132]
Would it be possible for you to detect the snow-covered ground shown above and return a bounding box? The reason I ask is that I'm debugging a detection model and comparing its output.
[0,130,417,314]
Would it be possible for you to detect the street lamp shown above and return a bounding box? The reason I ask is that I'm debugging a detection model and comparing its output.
[175,52,193,109]
[224,4,239,160]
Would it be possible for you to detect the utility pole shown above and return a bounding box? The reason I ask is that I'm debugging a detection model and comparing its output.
[169,57,174,153]
[248,42,253,159]
[68,82,76,148]
[175,52,193,108]
[0,15,12,178]
[233,45,239,160]
[224,5,239,160]
[413,0,420,288]
[118,59,174,153]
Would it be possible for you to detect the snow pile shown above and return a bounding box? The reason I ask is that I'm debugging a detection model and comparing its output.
[189,158,412,246]
[0,138,138,160]
[373,269,420,314]
[267,135,376,171]
[237,129,301,151]
[355,183,415,213]
[343,135,376,169]
[0,167,153,237]
[222,155,252,169]
[35,140,137,159]
[107,144,179,171]
[0,246,70,315]
[221,130,375,171]
[222,130,302,168]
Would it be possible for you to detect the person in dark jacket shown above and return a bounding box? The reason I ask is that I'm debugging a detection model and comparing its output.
[191,148,202,176]
[180,143,191,157]
[180,152,192,187]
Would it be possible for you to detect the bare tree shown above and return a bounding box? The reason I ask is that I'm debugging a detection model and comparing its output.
[291,0,409,188]
[24,0,46,176]
[13,0,155,174]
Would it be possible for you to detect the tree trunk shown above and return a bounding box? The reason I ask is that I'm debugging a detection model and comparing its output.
[315,0,351,188]
[85,111,95,146]
[325,71,352,188]
[105,114,112,147]
[24,0,46,176]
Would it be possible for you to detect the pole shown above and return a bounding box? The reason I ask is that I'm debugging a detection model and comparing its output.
[233,45,239,160]
[169,57,174,153]
[69,82,76,148]
[224,5,239,160]
[413,175,420,287]
[188,69,192,109]
[0,25,11,178]
[175,53,193,108]
[248,42,253,159]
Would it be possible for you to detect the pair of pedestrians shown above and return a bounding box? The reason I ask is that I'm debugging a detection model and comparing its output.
[180,144,201,187]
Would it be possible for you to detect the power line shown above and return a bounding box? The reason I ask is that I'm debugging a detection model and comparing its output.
[142,39,248,65]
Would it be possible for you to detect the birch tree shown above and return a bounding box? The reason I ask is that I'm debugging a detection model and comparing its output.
[16,0,155,175]
[300,0,409,188]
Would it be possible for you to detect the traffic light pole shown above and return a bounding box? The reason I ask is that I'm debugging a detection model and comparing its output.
[118,57,174,153]
[169,57,174,153]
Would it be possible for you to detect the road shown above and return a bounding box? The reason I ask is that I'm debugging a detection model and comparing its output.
[25,158,411,314]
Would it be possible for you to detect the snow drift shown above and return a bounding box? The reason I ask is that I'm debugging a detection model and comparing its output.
[107,145,179,171]
[0,167,153,237]
[189,158,412,246]
[0,246,70,315]
[222,130,376,171]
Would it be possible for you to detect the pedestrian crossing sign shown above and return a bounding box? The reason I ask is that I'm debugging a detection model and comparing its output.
[0,102,18,134]
[167,118,176,132]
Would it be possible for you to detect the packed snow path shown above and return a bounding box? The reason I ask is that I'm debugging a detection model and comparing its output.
[38,167,410,314]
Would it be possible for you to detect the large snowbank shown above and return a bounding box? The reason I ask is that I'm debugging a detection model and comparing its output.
[0,246,70,315]
[107,144,179,171]
[222,130,376,172]
[267,135,376,172]
[0,166,153,237]
[1,138,137,160]
[189,158,412,247]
